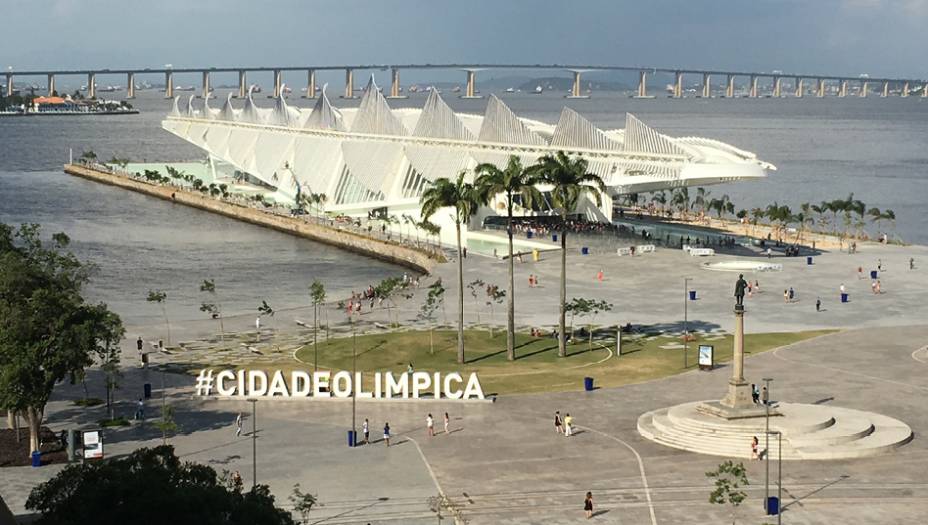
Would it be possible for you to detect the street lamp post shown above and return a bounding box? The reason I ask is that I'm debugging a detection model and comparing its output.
[683,277,692,368]
[763,377,773,512]
[351,317,357,446]
[247,398,257,489]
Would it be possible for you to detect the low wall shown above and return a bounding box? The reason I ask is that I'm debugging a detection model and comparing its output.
[63,164,438,273]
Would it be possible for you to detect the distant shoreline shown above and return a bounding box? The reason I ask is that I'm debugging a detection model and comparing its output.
[0,110,139,117]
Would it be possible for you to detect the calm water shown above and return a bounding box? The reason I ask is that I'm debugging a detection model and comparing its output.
[2,90,927,322]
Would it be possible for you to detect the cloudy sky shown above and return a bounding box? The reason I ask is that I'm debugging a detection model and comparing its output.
[5,0,926,78]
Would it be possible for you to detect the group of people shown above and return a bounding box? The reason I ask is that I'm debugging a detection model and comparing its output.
[345,274,420,315]
[553,411,575,437]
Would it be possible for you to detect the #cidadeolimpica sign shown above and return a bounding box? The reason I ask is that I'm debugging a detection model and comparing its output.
[194,369,485,400]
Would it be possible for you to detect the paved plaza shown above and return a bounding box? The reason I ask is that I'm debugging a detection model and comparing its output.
[2,238,927,523]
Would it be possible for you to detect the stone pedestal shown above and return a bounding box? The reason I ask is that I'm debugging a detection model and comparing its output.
[698,304,776,419]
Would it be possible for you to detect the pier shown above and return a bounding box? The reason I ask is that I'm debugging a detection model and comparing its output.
[62,163,441,273]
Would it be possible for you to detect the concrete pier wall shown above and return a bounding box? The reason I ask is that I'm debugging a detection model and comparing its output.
[63,164,439,273]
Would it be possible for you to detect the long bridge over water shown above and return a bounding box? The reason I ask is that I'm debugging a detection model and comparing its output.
[6,63,927,100]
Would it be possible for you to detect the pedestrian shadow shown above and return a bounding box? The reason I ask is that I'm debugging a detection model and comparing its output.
[591,509,610,517]
[445,428,464,435]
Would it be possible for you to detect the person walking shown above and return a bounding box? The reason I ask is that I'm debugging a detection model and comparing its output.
[363,418,370,444]
[816,297,822,312]
[443,412,450,435]
[564,413,574,437]
[857,266,863,280]
[751,436,759,460]
[235,412,243,437]
[751,384,759,404]
[596,269,604,282]
[554,411,563,434]
[134,398,145,420]
[788,287,795,302]
[840,283,846,297]
[783,289,789,304]
[426,414,435,437]
[383,422,391,447]
[910,257,915,270]
[584,492,594,519]
[877,259,883,272]
[761,386,769,406]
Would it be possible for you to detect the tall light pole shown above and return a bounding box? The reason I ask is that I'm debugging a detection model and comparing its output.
[683,277,688,368]
[351,315,357,447]
[247,398,257,489]
[763,377,773,512]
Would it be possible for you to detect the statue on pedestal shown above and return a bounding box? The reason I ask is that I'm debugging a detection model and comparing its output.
[734,273,747,306]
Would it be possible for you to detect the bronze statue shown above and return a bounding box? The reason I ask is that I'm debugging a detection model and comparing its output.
[734,274,748,306]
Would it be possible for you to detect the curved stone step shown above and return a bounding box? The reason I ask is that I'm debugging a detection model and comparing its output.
[638,402,914,461]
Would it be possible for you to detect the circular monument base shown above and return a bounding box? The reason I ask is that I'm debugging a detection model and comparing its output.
[637,401,912,460]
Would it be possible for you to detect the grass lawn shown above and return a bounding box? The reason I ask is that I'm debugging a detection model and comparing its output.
[292,328,836,395]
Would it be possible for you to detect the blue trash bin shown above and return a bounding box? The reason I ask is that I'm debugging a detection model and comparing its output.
[143,383,152,399]
[347,430,357,447]
[31,450,41,468]
[870,270,878,279]
[688,290,697,301]
[584,377,594,391]
[552,234,558,242]
[581,247,589,255]
[806,256,813,265]
[841,292,849,303]
[766,496,780,515]
[526,230,533,239]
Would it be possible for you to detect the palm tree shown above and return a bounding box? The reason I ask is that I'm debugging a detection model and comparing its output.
[693,187,711,216]
[651,190,668,216]
[529,152,606,358]
[750,207,765,236]
[672,187,691,219]
[475,156,542,361]
[420,171,482,364]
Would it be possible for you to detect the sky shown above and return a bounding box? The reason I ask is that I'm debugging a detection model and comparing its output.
[4,0,927,79]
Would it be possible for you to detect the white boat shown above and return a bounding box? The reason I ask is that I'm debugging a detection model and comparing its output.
[505,87,515,93]
[532,85,543,94]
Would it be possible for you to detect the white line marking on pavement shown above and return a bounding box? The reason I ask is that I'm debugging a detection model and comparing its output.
[580,426,658,525]
[407,436,458,524]
[912,346,928,364]
[774,345,928,392]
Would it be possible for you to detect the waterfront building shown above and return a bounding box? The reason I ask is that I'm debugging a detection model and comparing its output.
[162,77,774,241]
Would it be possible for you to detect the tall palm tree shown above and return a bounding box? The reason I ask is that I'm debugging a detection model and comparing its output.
[693,187,711,216]
[651,190,668,216]
[421,171,482,364]
[750,207,765,236]
[529,151,606,358]
[672,187,691,219]
[475,156,542,361]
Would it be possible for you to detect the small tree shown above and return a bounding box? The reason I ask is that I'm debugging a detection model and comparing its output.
[484,283,506,338]
[374,277,408,327]
[466,279,486,325]
[289,483,317,524]
[146,289,171,345]
[309,280,326,372]
[153,404,180,445]
[258,300,275,335]
[199,279,224,341]
[706,460,749,525]
[418,279,445,354]
[565,298,613,350]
